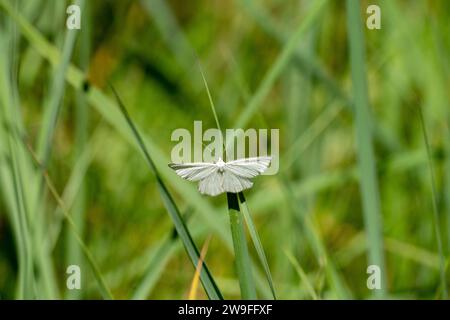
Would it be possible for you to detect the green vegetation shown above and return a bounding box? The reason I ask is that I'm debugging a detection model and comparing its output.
[0,0,449,299]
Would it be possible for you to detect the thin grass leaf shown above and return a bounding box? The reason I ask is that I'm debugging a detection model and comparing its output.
[417,104,448,298]
[284,249,318,300]
[66,1,90,299]
[238,0,348,104]
[140,0,195,74]
[131,231,178,299]
[109,85,223,300]
[5,140,34,299]
[0,33,34,300]
[281,175,352,299]
[23,141,113,300]
[131,210,193,299]
[234,0,327,129]
[227,193,256,299]
[36,0,84,165]
[198,63,222,134]
[188,235,212,300]
[346,0,386,298]
[0,3,234,259]
[197,62,261,299]
[239,192,276,299]
[284,101,343,169]
[3,3,235,263]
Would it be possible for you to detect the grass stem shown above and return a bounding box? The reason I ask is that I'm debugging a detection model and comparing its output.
[346,0,387,297]
[227,193,256,299]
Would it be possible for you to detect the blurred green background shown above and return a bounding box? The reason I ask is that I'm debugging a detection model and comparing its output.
[0,0,449,299]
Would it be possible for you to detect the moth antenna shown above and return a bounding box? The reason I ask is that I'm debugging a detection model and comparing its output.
[202,140,224,162]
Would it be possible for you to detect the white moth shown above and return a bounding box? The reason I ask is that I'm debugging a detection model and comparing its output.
[168,156,271,196]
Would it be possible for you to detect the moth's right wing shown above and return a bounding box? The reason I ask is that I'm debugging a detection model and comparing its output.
[168,162,217,181]
[224,156,271,178]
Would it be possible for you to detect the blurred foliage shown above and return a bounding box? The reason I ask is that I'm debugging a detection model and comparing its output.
[0,0,449,299]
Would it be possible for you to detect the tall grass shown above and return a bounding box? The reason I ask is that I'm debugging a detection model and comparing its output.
[199,64,274,299]
[346,0,387,298]
[0,0,449,300]
[25,143,113,299]
[65,0,90,300]
[110,86,223,300]
[228,193,256,299]
[235,0,328,129]
[417,105,447,298]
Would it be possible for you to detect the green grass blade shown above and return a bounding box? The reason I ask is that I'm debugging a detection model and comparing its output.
[21,139,113,300]
[446,122,450,253]
[227,193,256,299]
[239,192,276,299]
[5,140,34,299]
[36,0,84,165]
[140,0,195,73]
[109,86,223,300]
[65,0,90,299]
[198,64,222,134]
[417,105,448,298]
[50,127,101,250]
[281,176,352,299]
[198,63,259,300]
[238,0,348,104]
[234,0,327,129]
[284,101,343,169]
[284,249,318,300]
[346,0,387,298]
[0,1,234,253]
[131,230,178,299]
[0,18,37,299]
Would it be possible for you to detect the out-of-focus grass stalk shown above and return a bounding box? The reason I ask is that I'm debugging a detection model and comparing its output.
[5,138,34,299]
[36,0,83,164]
[199,66,268,299]
[0,14,34,299]
[65,0,90,300]
[238,0,347,104]
[346,0,387,298]
[2,0,231,247]
[284,249,318,300]
[0,9,287,300]
[234,149,426,215]
[0,1,229,298]
[24,141,113,300]
[282,176,351,298]
[110,86,223,300]
[227,193,256,299]
[188,235,212,299]
[131,231,178,299]
[234,0,327,129]
[445,121,450,252]
[140,0,196,75]
[239,192,276,299]
[417,106,448,298]
[132,210,191,299]
[284,101,343,169]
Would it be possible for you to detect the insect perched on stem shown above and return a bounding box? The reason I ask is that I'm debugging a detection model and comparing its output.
[169,156,271,196]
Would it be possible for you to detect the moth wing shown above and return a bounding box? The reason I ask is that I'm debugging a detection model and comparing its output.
[168,162,217,182]
[224,156,271,178]
[198,170,225,196]
[222,170,253,193]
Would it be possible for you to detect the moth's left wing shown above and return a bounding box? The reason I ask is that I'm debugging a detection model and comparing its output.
[168,162,217,181]
[224,156,271,178]
[198,170,225,196]
[222,170,253,193]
